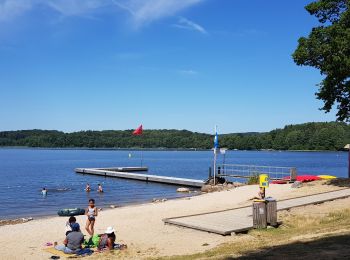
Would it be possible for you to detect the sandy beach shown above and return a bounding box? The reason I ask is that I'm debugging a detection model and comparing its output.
[1,181,346,259]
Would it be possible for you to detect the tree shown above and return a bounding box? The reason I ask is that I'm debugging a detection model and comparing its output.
[293,0,350,122]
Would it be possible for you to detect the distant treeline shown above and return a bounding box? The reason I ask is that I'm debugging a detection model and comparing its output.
[0,122,349,151]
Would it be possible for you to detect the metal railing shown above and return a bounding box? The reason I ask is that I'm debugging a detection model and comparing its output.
[216,164,297,181]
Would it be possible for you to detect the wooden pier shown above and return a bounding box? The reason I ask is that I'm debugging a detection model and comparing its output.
[75,167,205,187]
[163,188,350,235]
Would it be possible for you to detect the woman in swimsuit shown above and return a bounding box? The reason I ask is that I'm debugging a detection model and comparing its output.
[98,227,116,251]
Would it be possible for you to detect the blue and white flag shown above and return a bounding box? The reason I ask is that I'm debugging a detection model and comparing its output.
[214,132,219,149]
[214,126,219,153]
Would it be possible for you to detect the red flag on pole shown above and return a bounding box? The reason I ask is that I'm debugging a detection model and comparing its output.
[132,124,143,135]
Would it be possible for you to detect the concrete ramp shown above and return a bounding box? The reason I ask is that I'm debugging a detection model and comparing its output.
[163,188,350,235]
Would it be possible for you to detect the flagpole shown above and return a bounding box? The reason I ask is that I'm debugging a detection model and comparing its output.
[213,150,217,186]
[141,148,143,167]
[132,124,144,167]
[213,125,217,186]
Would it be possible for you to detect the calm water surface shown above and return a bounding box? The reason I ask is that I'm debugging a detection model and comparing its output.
[0,149,347,219]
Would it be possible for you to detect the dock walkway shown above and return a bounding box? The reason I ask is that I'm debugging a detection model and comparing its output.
[75,167,205,187]
[163,188,350,235]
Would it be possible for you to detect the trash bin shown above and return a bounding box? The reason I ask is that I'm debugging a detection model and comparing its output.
[266,197,277,226]
[252,200,267,229]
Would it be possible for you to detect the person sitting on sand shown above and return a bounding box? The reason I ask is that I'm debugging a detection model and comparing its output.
[85,199,98,236]
[258,187,265,199]
[65,216,76,236]
[85,183,91,192]
[97,184,103,193]
[251,187,266,200]
[55,223,84,254]
[98,227,116,250]
[41,188,47,196]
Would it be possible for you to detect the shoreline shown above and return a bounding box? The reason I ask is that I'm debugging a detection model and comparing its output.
[0,146,346,152]
[1,180,347,259]
[0,190,202,224]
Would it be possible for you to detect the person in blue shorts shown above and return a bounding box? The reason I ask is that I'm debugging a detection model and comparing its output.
[55,223,84,254]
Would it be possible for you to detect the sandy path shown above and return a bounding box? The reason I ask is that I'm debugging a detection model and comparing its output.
[0,181,343,259]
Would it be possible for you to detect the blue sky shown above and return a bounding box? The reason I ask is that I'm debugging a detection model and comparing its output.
[0,0,337,134]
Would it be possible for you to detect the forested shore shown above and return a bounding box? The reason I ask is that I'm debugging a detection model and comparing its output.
[0,122,349,151]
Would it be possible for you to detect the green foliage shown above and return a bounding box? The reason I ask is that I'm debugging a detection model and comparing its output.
[247,173,259,185]
[0,122,349,150]
[293,0,350,122]
[220,122,350,151]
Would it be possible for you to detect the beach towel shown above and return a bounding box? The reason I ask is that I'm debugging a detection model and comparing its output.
[44,247,94,258]
[44,247,75,258]
[76,248,94,256]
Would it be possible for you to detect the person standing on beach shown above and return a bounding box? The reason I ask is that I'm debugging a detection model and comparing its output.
[85,199,97,236]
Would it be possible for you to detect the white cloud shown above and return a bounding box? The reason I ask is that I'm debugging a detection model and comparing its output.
[45,0,105,16]
[0,0,33,21]
[179,69,198,75]
[0,0,108,21]
[0,0,204,27]
[173,16,207,34]
[112,0,203,28]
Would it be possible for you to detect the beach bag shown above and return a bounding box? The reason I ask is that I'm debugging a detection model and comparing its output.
[91,234,100,247]
[83,235,100,248]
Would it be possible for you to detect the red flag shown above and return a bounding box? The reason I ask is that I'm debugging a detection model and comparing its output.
[132,124,143,135]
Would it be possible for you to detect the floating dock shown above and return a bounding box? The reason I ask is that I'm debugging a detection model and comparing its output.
[75,167,205,187]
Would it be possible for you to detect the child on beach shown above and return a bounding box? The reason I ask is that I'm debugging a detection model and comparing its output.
[65,216,77,236]
[85,199,98,236]
[251,187,266,200]
[258,187,266,199]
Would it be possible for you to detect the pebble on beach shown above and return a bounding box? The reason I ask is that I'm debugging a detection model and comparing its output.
[152,198,168,203]
[0,217,33,227]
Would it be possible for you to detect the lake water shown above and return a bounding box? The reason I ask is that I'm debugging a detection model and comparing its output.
[0,148,347,219]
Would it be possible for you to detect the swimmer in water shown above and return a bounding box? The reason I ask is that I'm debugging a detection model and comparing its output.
[42,187,47,196]
[85,183,91,192]
[97,184,103,193]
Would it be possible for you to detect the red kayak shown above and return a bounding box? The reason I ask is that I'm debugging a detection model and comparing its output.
[286,175,321,182]
[272,175,321,184]
[271,180,288,184]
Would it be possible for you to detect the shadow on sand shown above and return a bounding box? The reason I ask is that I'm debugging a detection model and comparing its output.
[326,178,350,188]
[226,233,350,260]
